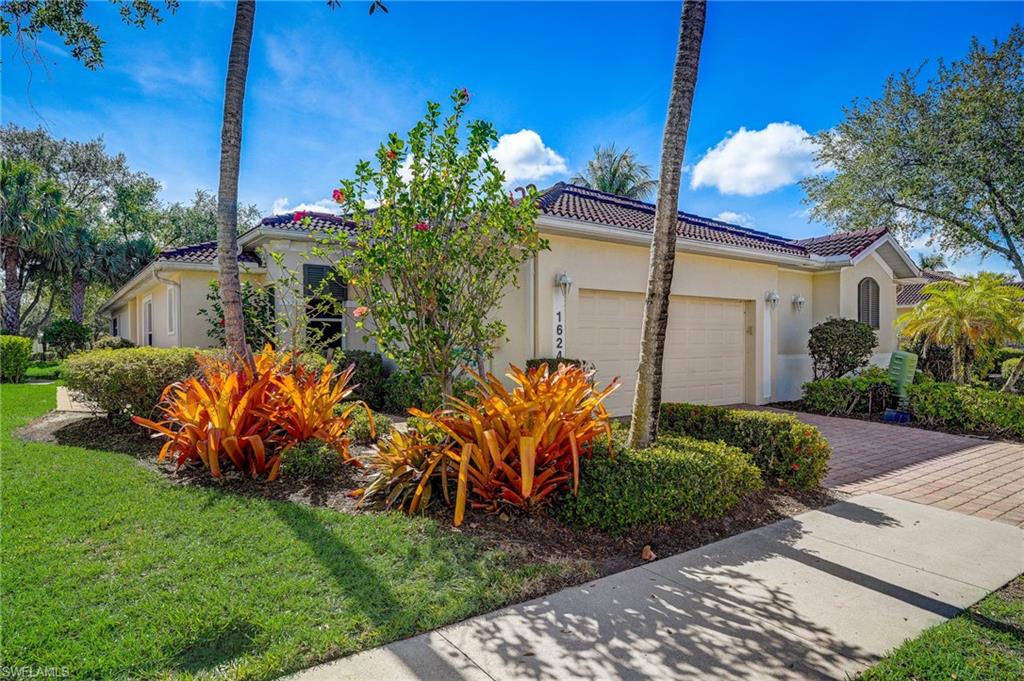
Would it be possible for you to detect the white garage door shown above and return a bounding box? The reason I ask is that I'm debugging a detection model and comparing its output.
[576,290,748,416]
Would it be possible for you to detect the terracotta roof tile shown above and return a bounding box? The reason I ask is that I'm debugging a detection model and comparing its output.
[896,269,963,306]
[794,227,889,258]
[538,183,808,257]
[156,241,261,265]
[256,211,354,234]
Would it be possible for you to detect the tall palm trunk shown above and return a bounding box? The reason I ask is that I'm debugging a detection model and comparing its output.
[216,0,255,363]
[70,275,87,323]
[627,0,706,449]
[3,248,22,334]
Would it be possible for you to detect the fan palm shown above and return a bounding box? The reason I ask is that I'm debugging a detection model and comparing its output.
[1,159,65,333]
[896,273,1023,383]
[917,252,947,270]
[571,144,658,201]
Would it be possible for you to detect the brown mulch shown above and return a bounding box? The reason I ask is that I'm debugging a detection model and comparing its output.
[20,412,844,581]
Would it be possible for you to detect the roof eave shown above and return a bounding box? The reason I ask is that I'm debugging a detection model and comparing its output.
[97,260,266,314]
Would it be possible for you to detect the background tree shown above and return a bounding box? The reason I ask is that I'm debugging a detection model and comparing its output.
[1,0,177,69]
[917,253,947,270]
[158,189,261,247]
[803,26,1024,280]
[331,90,545,397]
[628,0,706,449]
[896,273,1023,383]
[0,158,65,334]
[571,144,658,200]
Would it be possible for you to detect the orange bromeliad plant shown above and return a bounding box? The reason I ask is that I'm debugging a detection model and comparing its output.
[132,345,367,480]
[407,363,618,525]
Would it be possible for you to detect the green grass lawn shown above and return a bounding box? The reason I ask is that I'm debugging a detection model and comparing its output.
[861,576,1024,680]
[0,383,579,680]
[24,361,62,380]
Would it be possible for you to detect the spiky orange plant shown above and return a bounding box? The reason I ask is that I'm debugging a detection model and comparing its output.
[132,345,367,480]
[407,363,618,525]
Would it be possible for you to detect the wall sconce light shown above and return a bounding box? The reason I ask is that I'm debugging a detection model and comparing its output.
[764,290,780,308]
[792,294,806,310]
[555,272,574,296]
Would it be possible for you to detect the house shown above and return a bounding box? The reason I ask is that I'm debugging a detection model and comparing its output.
[98,183,921,414]
[895,268,963,317]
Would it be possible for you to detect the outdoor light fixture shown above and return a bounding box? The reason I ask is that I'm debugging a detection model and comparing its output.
[764,290,780,308]
[792,294,806,310]
[555,272,574,296]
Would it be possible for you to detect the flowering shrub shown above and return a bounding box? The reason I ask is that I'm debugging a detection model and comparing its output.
[132,346,370,480]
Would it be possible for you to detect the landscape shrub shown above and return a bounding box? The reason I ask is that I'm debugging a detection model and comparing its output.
[366,363,619,524]
[132,346,370,480]
[64,347,204,419]
[801,366,894,416]
[345,407,392,445]
[25,361,63,380]
[42,319,91,358]
[558,434,763,536]
[659,403,832,489]
[92,335,135,350]
[338,350,387,410]
[808,317,877,379]
[280,439,343,481]
[907,382,1024,439]
[1001,357,1020,379]
[383,369,426,413]
[993,347,1024,370]
[525,357,587,373]
[0,335,32,383]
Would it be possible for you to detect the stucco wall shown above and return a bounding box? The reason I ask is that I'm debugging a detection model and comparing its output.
[840,252,899,354]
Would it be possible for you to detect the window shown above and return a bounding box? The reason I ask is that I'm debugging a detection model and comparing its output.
[143,297,154,346]
[111,315,119,338]
[166,286,176,335]
[303,265,346,350]
[858,277,880,329]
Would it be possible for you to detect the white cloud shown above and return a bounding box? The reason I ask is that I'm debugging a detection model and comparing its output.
[126,56,216,99]
[691,122,822,196]
[714,211,755,228]
[488,130,568,184]
[271,197,342,215]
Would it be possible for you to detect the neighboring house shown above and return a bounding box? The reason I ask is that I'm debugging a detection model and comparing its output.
[895,268,964,317]
[99,183,920,414]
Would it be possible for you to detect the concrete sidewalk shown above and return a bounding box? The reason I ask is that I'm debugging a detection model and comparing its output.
[288,494,1023,680]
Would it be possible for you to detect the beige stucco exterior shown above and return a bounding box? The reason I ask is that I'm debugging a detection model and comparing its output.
[100,216,917,414]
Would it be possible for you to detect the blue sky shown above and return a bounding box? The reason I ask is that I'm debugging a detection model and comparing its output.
[3,1,1020,274]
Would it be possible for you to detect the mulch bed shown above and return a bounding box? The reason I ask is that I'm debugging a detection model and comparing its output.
[22,412,845,581]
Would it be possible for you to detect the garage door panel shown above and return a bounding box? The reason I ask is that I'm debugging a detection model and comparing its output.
[576,290,747,415]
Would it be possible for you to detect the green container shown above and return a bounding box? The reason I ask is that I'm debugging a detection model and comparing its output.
[888,350,918,408]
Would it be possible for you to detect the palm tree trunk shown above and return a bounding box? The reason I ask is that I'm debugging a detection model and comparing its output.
[216,0,256,363]
[70,275,87,323]
[627,0,707,449]
[3,248,22,334]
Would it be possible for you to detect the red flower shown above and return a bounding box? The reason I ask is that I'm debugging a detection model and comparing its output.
[791,463,800,471]
[460,87,470,102]
[293,211,306,222]
[387,149,396,160]
[353,306,369,318]
[332,188,345,204]
[218,318,225,327]
[414,222,429,232]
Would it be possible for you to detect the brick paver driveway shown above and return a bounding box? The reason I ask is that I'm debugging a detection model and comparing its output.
[761,408,1024,527]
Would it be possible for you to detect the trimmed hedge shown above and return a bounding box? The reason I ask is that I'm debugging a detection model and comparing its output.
[338,350,387,410]
[801,367,894,416]
[0,335,32,383]
[64,347,207,420]
[907,382,1024,440]
[557,435,763,536]
[659,403,831,489]
[279,439,342,481]
[92,335,135,350]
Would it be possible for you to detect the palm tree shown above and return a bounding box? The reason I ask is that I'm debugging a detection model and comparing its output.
[917,252,947,270]
[571,145,658,200]
[216,0,257,362]
[896,273,1023,383]
[1,159,65,334]
[627,0,707,449]
[61,223,98,323]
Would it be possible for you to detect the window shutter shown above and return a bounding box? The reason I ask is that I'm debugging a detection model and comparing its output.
[303,265,347,301]
[858,278,879,329]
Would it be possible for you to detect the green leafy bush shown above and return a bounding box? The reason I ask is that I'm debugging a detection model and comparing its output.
[993,347,1024,370]
[808,317,877,379]
[92,335,135,350]
[338,350,387,410]
[1001,357,1020,379]
[279,439,342,481]
[907,382,1024,439]
[659,403,832,489]
[25,361,63,380]
[345,407,393,445]
[383,370,426,413]
[42,319,91,358]
[802,366,894,416]
[558,434,763,536]
[525,357,587,373]
[64,348,206,420]
[0,335,32,383]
